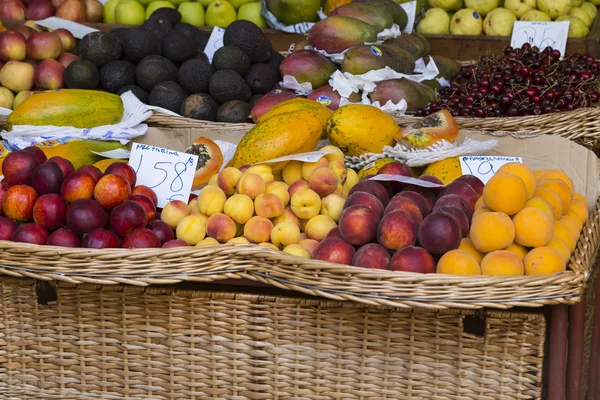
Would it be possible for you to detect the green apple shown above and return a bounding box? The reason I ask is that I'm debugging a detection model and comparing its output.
[145,0,176,19]
[229,0,258,9]
[198,0,217,7]
[178,2,205,26]
[103,0,123,23]
[237,2,267,27]
[206,0,237,27]
[115,0,146,24]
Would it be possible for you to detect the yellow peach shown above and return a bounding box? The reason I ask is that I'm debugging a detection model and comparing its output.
[227,237,249,244]
[176,214,206,245]
[512,207,553,247]
[309,167,338,197]
[283,244,311,259]
[258,242,279,250]
[237,172,266,200]
[208,174,219,186]
[320,193,345,222]
[524,196,554,221]
[254,193,285,219]
[290,188,322,220]
[547,236,572,265]
[265,181,290,207]
[206,213,237,243]
[299,238,319,255]
[161,200,191,228]
[223,194,254,225]
[196,186,227,216]
[301,157,328,180]
[196,237,219,246]
[480,250,524,276]
[243,216,274,244]
[272,207,302,229]
[329,160,348,185]
[497,162,536,199]
[470,212,515,253]
[436,249,481,275]
[218,167,243,195]
[282,160,304,185]
[288,179,310,198]
[305,214,337,241]
[246,164,274,183]
[319,145,345,163]
[345,168,359,191]
[271,221,301,248]
[503,242,528,260]
[458,238,484,263]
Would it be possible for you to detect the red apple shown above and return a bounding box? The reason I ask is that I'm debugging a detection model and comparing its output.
[13,223,48,244]
[53,28,75,52]
[82,228,120,249]
[0,216,17,240]
[0,30,26,62]
[46,227,80,247]
[26,0,56,20]
[56,0,85,22]
[32,193,67,231]
[33,58,64,90]
[57,52,79,68]
[26,31,62,60]
[0,0,26,21]
[122,228,160,248]
[2,149,40,185]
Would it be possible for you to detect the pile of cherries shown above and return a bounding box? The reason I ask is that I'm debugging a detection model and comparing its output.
[417,43,600,118]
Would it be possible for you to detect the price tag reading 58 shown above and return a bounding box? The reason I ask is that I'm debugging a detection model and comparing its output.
[129,143,199,208]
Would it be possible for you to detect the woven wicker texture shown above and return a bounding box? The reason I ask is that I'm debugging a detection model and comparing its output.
[0,278,545,400]
[0,196,597,310]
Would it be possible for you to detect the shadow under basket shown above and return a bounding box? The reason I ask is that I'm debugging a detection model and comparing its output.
[0,279,545,400]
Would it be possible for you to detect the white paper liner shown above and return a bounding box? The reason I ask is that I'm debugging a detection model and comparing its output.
[1,91,152,149]
[345,138,499,168]
[280,75,314,95]
[216,140,238,172]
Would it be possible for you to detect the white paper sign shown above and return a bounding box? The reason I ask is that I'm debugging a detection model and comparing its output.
[369,174,443,188]
[204,27,225,62]
[510,21,569,57]
[129,143,199,208]
[91,149,132,159]
[257,150,337,164]
[35,17,99,39]
[399,1,417,34]
[459,156,522,184]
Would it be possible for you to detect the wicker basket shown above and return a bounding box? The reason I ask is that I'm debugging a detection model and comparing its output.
[0,277,545,400]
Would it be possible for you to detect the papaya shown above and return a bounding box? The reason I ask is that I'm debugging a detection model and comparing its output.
[231,110,323,173]
[35,139,127,169]
[185,137,224,190]
[94,158,128,173]
[7,89,124,129]
[326,104,401,156]
[422,157,462,184]
[399,109,459,149]
[257,98,332,136]
[358,157,396,179]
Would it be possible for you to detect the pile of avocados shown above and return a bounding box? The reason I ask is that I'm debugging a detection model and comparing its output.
[65,8,284,124]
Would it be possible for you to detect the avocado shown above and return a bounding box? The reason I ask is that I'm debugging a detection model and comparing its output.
[111,28,130,45]
[245,63,279,94]
[121,28,162,64]
[149,81,188,113]
[217,100,251,123]
[162,31,198,64]
[180,93,219,121]
[136,55,178,91]
[193,52,209,62]
[209,70,252,104]
[266,50,284,72]
[142,17,173,42]
[100,60,137,93]
[79,31,122,68]
[249,94,263,108]
[212,46,250,76]
[178,58,214,94]
[64,59,100,89]
[149,7,181,25]
[118,85,149,104]
[193,31,210,51]
[174,22,200,39]
[223,20,271,62]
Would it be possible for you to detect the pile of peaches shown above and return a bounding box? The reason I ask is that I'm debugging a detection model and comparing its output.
[0,147,178,249]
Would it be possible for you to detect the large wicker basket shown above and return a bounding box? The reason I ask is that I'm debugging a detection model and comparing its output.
[0,278,546,400]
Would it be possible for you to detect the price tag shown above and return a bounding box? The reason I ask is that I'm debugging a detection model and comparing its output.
[369,174,444,188]
[257,150,337,164]
[35,17,99,39]
[204,27,225,62]
[510,21,569,57]
[129,143,199,208]
[459,156,522,184]
[399,1,417,33]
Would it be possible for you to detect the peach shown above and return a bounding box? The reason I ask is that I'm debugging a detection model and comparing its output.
[110,200,147,236]
[129,194,156,221]
[320,145,345,163]
[208,174,219,186]
[22,146,45,164]
[246,164,274,183]
[0,216,17,240]
[524,196,554,220]
[338,205,379,246]
[3,184,38,221]
[312,237,355,265]
[524,247,566,275]
[305,214,337,241]
[0,182,8,215]
[175,214,206,245]
[47,228,80,248]
[283,244,311,258]
[349,180,390,206]
[454,175,485,196]
[282,160,304,185]
[547,236,572,264]
[266,181,290,206]
[353,243,391,269]
[308,167,338,197]
[497,162,536,199]
[131,185,158,206]
[290,188,321,220]
[271,206,301,228]
[326,226,344,239]
[237,173,266,199]
[65,199,106,235]
[228,237,250,244]
[301,157,328,180]
[206,213,236,243]
[435,206,469,238]
[398,191,431,217]
[197,186,227,216]
[299,238,319,255]
[76,165,102,183]
[288,179,310,198]
[105,162,136,188]
[188,198,199,214]
[32,193,66,231]
[389,245,435,273]
[26,31,61,60]
[223,194,254,224]
[196,237,220,246]
[258,242,279,250]
[0,31,26,62]
[474,197,485,209]
[94,174,131,209]
[54,28,75,52]
[122,228,160,249]
[254,193,285,219]
[458,238,483,263]
[377,161,413,177]
[271,221,301,248]
[146,219,174,246]
[2,149,39,186]
[400,186,435,209]
[384,195,422,224]
[345,168,359,191]
[377,210,417,251]
[439,181,479,208]
[481,250,524,276]
[58,52,79,68]
[329,160,347,185]
[31,161,63,195]
[162,239,190,248]
[217,167,243,195]
[418,211,462,255]
[61,171,96,203]
[513,207,553,247]
[434,194,474,220]
[47,156,74,179]
[320,193,345,222]
[470,212,515,253]
[346,191,384,218]
[436,249,481,275]
[161,200,191,228]
[483,173,527,215]
[503,242,528,260]
[566,203,587,226]
[13,223,48,245]
[473,206,491,218]
[244,216,274,244]
[33,58,64,90]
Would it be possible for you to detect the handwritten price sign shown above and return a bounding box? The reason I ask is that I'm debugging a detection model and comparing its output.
[510,21,569,57]
[459,156,522,184]
[129,143,199,208]
[204,27,225,63]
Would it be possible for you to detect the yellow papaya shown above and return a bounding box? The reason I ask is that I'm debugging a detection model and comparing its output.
[94,158,128,173]
[257,98,332,133]
[35,139,127,169]
[230,110,323,173]
[7,89,124,129]
[399,109,459,149]
[326,104,401,156]
[357,157,396,179]
[422,157,462,184]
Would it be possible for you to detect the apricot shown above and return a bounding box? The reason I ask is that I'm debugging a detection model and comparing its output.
[559,216,580,238]
[283,244,311,259]
[320,193,345,222]
[197,186,227,216]
[301,157,328,180]
[497,162,536,199]
[458,238,484,263]
[547,236,572,264]
[305,214,337,241]
[524,196,554,220]
[272,207,301,229]
[503,242,528,260]
[244,216,274,244]
[482,173,527,215]
[512,207,553,247]
[572,192,588,207]
[474,197,484,210]
[290,189,321,220]
[282,161,304,185]
[228,237,250,244]
[161,200,191,228]
[533,169,547,179]
[524,247,566,275]
[271,221,301,248]
[206,213,236,243]
[218,167,243,195]
[237,173,266,199]
[266,181,290,206]
[534,187,563,219]
[537,178,572,212]
[246,164,274,183]
[470,212,515,253]
[254,193,285,219]
[176,215,206,245]
[481,250,524,276]
[436,249,481,275]
[223,194,254,225]
[569,200,589,224]
[553,220,578,251]
[538,169,574,194]
[196,237,219,246]
[473,206,491,218]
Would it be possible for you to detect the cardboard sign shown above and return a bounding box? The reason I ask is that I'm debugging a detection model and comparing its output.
[510,21,569,56]
[204,27,225,62]
[459,156,522,184]
[129,143,198,208]
[257,150,337,164]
